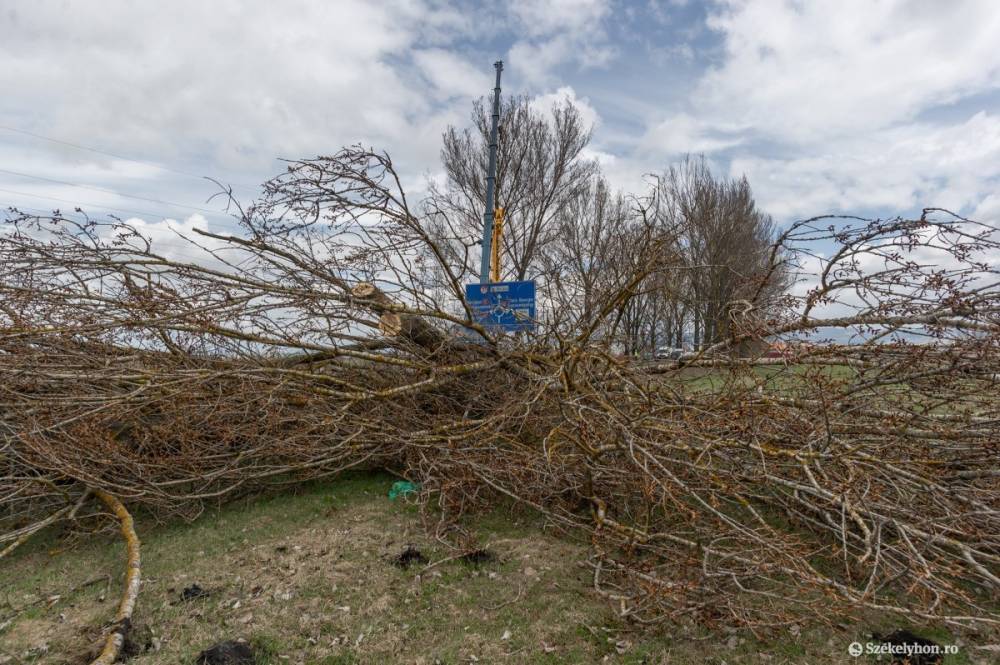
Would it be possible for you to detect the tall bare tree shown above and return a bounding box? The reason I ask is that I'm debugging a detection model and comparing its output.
[657,156,789,348]
[427,94,598,281]
[541,176,626,329]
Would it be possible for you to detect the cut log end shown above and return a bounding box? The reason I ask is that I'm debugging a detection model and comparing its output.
[379,312,403,337]
[351,283,377,299]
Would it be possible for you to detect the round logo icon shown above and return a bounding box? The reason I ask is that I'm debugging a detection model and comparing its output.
[847,642,863,657]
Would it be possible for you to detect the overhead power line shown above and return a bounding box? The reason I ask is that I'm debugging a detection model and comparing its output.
[2,201,57,217]
[3,202,239,256]
[0,166,224,215]
[0,185,231,222]
[0,125,259,193]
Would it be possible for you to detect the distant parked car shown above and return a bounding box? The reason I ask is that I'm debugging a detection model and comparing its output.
[654,346,684,360]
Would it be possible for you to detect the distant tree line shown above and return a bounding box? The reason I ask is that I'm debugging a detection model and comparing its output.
[425,94,789,354]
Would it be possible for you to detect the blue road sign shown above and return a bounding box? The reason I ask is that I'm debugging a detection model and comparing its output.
[465,280,536,332]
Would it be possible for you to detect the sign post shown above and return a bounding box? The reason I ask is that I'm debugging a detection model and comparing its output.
[465,280,536,332]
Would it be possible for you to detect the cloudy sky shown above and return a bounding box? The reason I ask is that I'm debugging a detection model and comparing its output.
[2,0,999,241]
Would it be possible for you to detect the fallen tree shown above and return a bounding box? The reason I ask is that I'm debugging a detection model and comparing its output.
[1,149,998,647]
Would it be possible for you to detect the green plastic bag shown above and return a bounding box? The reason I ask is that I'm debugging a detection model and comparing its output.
[388,480,420,500]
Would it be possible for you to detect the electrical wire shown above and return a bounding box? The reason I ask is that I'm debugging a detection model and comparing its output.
[0,186,232,222]
[0,166,225,215]
[0,125,259,193]
[2,202,56,216]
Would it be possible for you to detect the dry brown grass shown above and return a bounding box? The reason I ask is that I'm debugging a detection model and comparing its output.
[3,473,995,665]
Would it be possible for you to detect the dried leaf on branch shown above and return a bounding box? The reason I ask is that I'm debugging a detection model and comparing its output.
[2,147,998,634]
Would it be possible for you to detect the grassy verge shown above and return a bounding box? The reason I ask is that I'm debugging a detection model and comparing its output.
[0,472,988,664]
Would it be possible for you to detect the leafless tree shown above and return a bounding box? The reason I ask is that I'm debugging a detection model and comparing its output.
[427,94,598,281]
[541,176,628,329]
[2,146,999,661]
[657,156,790,349]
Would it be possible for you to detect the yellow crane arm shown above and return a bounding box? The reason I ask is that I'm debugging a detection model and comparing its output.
[489,207,505,282]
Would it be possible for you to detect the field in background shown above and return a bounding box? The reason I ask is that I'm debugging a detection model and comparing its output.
[1,472,986,665]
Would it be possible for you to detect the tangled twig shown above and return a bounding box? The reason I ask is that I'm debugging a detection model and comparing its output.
[1,149,997,634]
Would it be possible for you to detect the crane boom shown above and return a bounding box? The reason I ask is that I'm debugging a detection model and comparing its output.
[489,207,505,282]
[478,60,503,284]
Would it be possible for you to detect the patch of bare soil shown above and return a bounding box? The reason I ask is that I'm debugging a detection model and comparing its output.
[1,496,603,664]
[5,483,993,664]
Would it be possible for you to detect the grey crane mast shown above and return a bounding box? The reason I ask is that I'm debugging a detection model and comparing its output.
[478,60,503,284]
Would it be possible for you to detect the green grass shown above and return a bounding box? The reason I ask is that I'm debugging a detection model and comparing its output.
[0,472,992,664]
